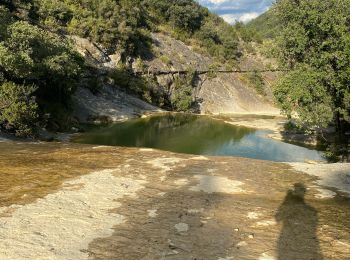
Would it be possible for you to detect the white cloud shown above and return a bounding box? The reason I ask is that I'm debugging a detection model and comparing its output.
[206,0,228,3]
[221,12,259,24]
[220,14,238,24]
[197,0,274,24]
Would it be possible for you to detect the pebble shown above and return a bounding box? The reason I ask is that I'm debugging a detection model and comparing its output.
[175,223,189,233]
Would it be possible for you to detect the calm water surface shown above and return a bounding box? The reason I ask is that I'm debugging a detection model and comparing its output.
[73,114,325,162]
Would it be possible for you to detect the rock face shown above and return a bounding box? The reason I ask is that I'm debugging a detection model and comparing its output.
[71,33,279,122]
[147,33,279,115]
[197,73,278,114]
[0,142,349,259]
[72,86,162,123]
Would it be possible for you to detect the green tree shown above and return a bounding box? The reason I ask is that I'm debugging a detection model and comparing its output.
[274,66,333,127]
[167,1,207,32]
[0,20,83,105]
[273,0,350,131]
[0,6,83,134]
[34,0,150,56]
[0,82,38,136]
[171,71,195,111]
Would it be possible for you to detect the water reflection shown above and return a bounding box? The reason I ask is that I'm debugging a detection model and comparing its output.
[73,114,325,162]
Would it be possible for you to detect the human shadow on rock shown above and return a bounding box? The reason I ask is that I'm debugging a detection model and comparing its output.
[276,183,323,260]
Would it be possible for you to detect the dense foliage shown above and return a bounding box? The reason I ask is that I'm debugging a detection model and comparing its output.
[0,82,38,136]
[145,0,207,32]
[271,0,350,131]
[246,70,266,96]
[171,71,196,112]
[0,5,83,135]
[145,0,240,62]
[33,0,241,61]
[0,0,243,135]
[34,0,150,56]
[245,9,280,40]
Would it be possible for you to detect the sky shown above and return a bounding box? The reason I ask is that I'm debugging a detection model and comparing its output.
[197,0,274,24]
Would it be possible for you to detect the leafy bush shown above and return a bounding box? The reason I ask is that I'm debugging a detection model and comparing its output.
[247,70,266,96]
[272,0,350,131]
[0,20,83,104]
[145,0,240,62]
[160,55,172,66]
[0,7,83,135]
[34,0,150,56]
[110,64,163,105]
[145,0,207,32]
[0,82,38,136]
[171,71,195,111]
[274,66,333,128]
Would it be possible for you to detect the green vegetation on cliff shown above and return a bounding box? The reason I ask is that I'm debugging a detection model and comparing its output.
[245,9,280,40]
[0,0,244,136]
[145,0,240,61]
[0,5,83,135]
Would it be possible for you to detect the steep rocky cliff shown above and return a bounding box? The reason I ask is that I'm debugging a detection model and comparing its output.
[72,33,279,123]
[145,33,279,115]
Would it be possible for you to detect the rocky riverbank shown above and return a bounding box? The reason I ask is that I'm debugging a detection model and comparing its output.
[0,142,349,259]
[218,114,327,148]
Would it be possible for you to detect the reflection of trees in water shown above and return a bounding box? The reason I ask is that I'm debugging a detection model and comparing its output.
[76,114,255,154]
[323,141,349,163]
[276,183,323,260]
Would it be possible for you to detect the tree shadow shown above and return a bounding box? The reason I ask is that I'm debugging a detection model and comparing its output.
[275,183,323,260]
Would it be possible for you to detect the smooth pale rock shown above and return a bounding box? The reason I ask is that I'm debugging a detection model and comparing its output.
[315,188,337,199]
[187,208,204,214]
[139,148,154,152]
[0,169,146,259]
[190,156,209,161]
[147,209,158,218]
[174,178,189,186]
[92,146,109,149]
[236,241,248,247]
[165,250,179,256]
[289,163,350,196]
[247,212,262,219]
[259,253,275,260]
[190,175,245,194]
[255,220,277,227]
[175,223,189,233]
[147,157,184,174]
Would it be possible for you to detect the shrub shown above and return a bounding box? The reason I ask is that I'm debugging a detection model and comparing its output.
[160,55,172,66]
[274,66,333,128]
[171,71,195,111]
[0,21,83,105]
[247,70,266,96]
[0,82,38,136]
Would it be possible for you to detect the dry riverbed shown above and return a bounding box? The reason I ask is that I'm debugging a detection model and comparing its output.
[0,142,349,259]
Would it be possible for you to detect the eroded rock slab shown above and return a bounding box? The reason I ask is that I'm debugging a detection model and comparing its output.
[0,169,146,259]
[0,142,349,260]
